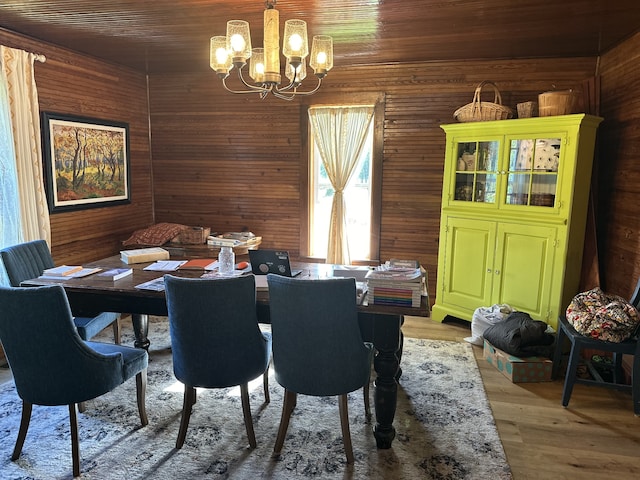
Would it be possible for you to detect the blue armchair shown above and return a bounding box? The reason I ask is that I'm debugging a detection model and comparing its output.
[164,274,272,449]
[0,240,121,343]
[0,285,148,478]
[266,274,373,464]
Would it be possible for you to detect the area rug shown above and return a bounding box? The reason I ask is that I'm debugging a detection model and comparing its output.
[0,318,512,479]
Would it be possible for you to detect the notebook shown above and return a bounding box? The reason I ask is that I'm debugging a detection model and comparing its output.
[248,249,302,277]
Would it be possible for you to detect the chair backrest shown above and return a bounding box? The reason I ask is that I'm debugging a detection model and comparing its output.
[629,277,640,309]
[0,240,55,286]
[0,285,125,405]
[164,274,270,388]
[266,273,371,396]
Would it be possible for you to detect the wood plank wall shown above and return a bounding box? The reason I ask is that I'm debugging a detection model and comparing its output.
[596,32,640,298]
[5,24,639,308]
[149,58,597,304]
[0,28,153,265]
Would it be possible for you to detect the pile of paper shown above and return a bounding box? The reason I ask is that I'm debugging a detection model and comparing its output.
[365,260,425,308]
[206,232,261,248]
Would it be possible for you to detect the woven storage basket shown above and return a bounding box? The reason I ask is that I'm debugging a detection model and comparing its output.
[538,90,576,116]
[454,81,513,122]
[171,226,210,244]
[517,101,538,118]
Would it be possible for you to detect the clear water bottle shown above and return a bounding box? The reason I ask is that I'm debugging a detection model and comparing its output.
[218,246,235,275]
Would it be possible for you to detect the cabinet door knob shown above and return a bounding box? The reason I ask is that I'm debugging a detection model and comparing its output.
[487,269,492,273]
[495,270,501,275]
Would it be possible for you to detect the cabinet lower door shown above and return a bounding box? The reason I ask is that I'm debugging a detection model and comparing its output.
[492,223,556,321]
[440,217,495,312]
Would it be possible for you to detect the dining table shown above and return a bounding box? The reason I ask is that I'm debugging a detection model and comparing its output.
[22,251,430,449]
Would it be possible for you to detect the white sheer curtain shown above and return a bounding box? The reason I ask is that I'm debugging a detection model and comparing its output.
[0,65,22,248]
[309,105,374,264]
[0,46,50,285]
[1,46,50,243]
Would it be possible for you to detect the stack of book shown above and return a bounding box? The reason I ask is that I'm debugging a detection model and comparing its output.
[365,260,426,308]
[40,265,102,279]
[96,268,133,281]
[120,247,170,264]
[206,232,262,248]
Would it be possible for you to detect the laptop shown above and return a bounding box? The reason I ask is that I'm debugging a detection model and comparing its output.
[248,249,302,277]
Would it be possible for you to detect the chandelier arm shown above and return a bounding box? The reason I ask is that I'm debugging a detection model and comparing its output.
[274,77,323,97]
[221,77,270,95]
[271,89,297,101]
[236,67,273,92]
[277,79,297,92]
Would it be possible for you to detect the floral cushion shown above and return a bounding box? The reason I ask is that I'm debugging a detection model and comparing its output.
[566,287,640,342]
[122,222,188,246]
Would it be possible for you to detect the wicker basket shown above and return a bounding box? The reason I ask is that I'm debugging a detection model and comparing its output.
[171,226,211,244]
[538,90,576,117]
[454,81,514,122]
[517,101,538,118]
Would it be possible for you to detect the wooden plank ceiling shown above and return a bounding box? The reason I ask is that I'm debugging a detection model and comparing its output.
[0,0,639,74]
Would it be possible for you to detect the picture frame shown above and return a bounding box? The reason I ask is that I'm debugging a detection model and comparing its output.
[41,112,131,213]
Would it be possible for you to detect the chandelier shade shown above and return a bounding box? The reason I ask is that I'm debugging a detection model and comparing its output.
[210,36,232,76]
[226,20,252,63]
[209,0,333,100]
[310,35,334,76]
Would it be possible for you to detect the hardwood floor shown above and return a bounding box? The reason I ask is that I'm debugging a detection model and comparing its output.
[1,317,638,479]
[403,315,640,480]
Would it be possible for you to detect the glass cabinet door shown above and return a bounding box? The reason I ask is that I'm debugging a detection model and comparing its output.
[454,140,499,204]
[506,137,560,207]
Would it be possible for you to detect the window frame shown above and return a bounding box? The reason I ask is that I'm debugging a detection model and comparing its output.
[299,94,384,264]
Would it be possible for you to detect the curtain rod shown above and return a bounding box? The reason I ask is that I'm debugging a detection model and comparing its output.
[0,44,47,63]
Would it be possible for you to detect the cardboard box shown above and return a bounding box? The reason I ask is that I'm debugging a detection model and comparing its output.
[483,340,552,383]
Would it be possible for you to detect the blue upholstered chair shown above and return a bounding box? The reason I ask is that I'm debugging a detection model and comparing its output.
[552,278,640,415]
[266,274,373,464]
[0,285,148,478]
[0,240,121,343]
[164,274,272,449]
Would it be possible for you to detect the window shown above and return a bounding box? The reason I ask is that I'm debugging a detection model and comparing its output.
[302,98,383,264]
[310,120,373,260]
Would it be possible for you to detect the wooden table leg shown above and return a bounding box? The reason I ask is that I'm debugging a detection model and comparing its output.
[370,313,402,449]
[132,313,150,350]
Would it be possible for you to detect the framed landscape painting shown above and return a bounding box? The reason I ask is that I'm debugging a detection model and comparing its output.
[41,112,131,213]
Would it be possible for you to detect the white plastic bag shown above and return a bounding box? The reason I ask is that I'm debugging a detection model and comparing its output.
[464,304,513,346]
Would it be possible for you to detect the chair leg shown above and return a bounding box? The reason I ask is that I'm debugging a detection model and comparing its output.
[69,404,81,478]
[612,352,624,385]
[552,324,566,380]
[263,369,270,404]
[338,394,355,464]
[240,383,257,448]
[363,382,371,423]
[113,317,122,345]
[78,401,86,413]
[632,351,640,416]
[11,400,32,461]
[176,386,196,449]
[136,369,148,426]
[562,340,582,407]
[273,389,296,457]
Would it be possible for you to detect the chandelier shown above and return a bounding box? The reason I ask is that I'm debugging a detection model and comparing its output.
[209,0,333,100]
